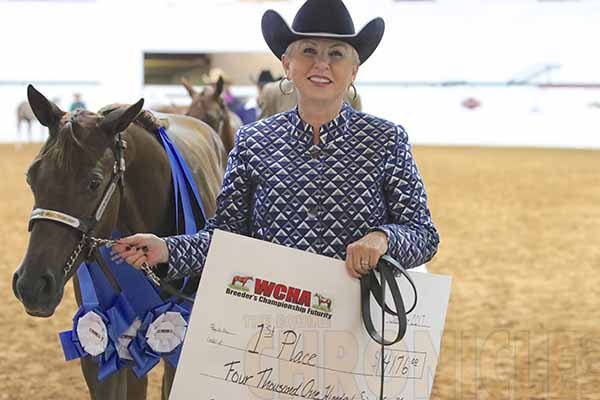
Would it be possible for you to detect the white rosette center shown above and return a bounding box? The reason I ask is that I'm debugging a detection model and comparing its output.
[145,311,187,353]
[77,311,108,356]
[117,319,142,360]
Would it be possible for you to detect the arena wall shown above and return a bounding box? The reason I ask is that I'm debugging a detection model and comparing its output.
[1,0,599,147]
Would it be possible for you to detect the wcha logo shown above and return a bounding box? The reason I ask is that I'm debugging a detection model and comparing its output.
[225,274,333,319]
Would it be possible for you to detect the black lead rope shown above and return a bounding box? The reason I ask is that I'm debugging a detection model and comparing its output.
[379,269,386,400]
[360,255,418,399]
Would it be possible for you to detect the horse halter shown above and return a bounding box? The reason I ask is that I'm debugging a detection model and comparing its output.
[26,132,154,280]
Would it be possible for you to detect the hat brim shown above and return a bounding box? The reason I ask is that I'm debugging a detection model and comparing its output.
[261,10,384,65]
[250,74,282,85]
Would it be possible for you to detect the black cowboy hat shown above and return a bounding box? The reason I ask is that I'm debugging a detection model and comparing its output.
[261,0,385,65]
[251,69,280,85]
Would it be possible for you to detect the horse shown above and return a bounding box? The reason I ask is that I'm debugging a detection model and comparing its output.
[231,275,253,289]
[16,100,37,141]
[313,293,332,311]
[152,76,241,155]
[258,79,363,119]
[149,102,188,115]
[12,85,226,400]
[180,76,241,155]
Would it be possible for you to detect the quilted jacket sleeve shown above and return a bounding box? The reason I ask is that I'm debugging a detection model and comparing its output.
[372,125,440,269]
[163,130,252,280]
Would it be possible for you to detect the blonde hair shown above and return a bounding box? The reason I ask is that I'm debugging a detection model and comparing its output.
[283,40,360,65]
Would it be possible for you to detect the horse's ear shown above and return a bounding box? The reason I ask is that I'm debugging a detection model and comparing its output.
[27,84,64,128]
[100,99,144,135]
[214,76,224,99]
[181,77,198,98]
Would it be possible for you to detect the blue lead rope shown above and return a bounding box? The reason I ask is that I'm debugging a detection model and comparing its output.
[59,127,206,380]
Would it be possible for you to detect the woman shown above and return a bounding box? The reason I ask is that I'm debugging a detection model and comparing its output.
[113,0,439,279]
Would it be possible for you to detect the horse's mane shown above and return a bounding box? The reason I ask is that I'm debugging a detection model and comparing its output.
[97,103,166,132]
[37,105,165,171]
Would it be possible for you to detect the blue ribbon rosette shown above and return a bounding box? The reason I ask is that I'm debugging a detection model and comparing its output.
[128,301,191,378]
[59,263,137,381]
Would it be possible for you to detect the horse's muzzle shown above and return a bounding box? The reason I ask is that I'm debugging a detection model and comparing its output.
[12,265,62,318]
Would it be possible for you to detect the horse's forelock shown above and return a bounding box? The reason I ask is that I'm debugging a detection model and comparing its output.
[72,109,100,130]
[40,111,101,171]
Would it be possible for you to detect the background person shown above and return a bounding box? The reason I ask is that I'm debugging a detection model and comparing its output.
[69,93,87,111]
[241,69,280,124]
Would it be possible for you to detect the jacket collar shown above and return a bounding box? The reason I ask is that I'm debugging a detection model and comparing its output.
[288,102,352,145]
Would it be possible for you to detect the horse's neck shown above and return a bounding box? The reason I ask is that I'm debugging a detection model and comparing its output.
[117,126,174,237]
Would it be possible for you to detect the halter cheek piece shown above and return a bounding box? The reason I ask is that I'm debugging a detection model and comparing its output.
[27,132,161,287]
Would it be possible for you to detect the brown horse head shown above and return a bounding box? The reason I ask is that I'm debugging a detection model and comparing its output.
[12,85,144,317]
[182,76,225,131]
[181,76,236,153]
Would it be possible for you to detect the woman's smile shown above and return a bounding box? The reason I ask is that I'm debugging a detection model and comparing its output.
[308,75,333,87]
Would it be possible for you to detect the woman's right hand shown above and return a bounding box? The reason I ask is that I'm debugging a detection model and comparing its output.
[111,234,169,270]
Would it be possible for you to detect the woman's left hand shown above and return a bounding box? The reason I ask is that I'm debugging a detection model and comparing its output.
[345,231,388,278]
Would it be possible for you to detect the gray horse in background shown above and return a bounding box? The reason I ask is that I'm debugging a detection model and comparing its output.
[16,101,37,142]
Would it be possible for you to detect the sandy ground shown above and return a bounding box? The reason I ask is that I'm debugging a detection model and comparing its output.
[0,143,599,399]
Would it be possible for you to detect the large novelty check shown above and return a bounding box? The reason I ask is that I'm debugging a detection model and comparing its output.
[170,230,451,400]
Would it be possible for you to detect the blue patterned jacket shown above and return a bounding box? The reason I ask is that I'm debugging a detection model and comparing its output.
[164,103,439,280]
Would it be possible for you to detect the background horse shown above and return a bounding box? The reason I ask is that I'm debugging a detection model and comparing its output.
[153,76,241,155]
[16,100,37,142]
[180,76,241,154]
[258,79,363,119]
[12,85,226,400]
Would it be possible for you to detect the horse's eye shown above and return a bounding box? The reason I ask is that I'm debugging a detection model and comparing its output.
[88,179,102,191]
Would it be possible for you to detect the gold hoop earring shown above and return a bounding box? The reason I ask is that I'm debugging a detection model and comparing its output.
[279,77,295,96]
[348,82,357,102]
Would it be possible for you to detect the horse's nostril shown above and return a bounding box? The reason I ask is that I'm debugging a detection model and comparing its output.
[39,273,57,299]
[12,271,21,300]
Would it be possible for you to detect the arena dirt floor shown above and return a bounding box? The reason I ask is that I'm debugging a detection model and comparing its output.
[0,142,598,400]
